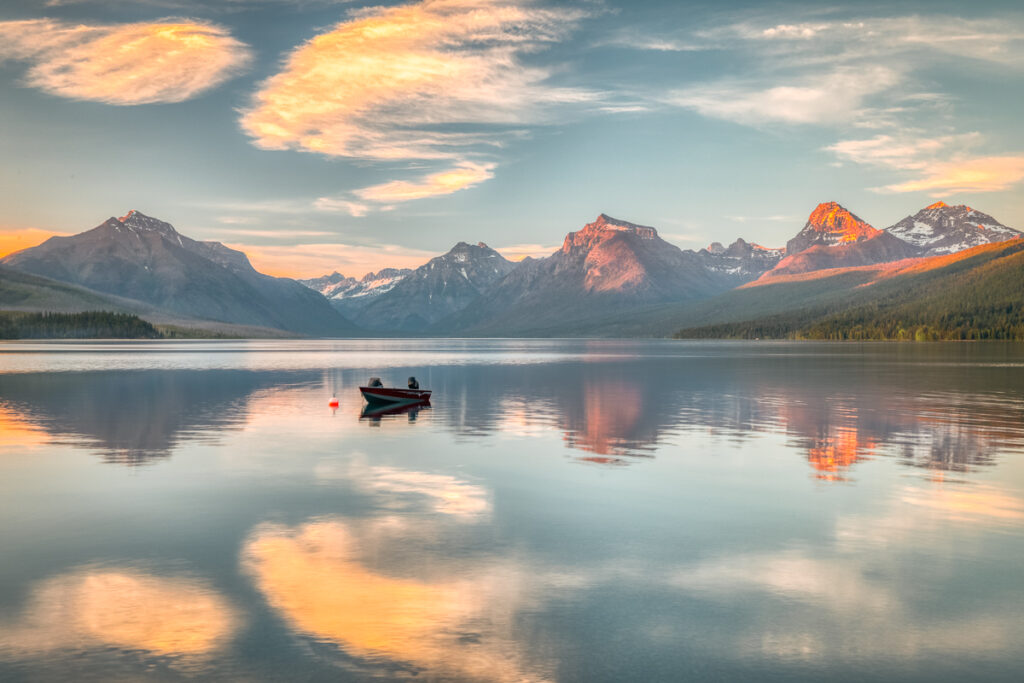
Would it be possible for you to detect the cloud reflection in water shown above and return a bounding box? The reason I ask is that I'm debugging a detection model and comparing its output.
[0,568,238,668]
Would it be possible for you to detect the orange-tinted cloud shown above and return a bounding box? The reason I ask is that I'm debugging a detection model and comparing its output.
[224,241,434,279]
[880,155,1024,196]
[241,0,588,160]
[0,568,238,665]
[239,0,591,207]
[0,229,67,258]
[355,162,496,203]
[0,19,251,105]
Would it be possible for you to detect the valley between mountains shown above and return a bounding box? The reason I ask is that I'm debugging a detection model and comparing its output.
[1,202,1021,339]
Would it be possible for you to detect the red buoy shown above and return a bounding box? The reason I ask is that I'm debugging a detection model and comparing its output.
[328,396,339,408]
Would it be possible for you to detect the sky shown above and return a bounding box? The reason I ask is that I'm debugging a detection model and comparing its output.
[1,0,1023,278]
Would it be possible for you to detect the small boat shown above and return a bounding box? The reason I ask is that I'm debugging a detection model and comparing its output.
[359,376,431,406]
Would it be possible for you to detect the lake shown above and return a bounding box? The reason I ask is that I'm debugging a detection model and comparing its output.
[1,339,1023,682]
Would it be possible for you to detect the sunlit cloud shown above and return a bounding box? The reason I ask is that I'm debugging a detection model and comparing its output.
[0,567,238,666]
[878,155,1024,196]
[667,66,901,126]
[827,132,983,171]
[226,241,434,278]
[239,0,594,206]
[241,0,590,159]
[826,133,1024,197]
[0,228,68,258]
[495,242,560,261]
[355,162,496,203]
[0,19,251,105]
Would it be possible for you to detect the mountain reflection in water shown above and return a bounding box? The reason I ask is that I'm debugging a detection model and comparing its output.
[0,369,322,465]
[0,343,1022,479]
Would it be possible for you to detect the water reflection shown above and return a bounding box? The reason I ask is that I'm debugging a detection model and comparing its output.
[242,519,550,682]
[2,345,1023,480]
[0,567,238,668]
[1,342,1023,681]
[0,369,320,465]
[422,348,1024,477]
[360,401,429,423]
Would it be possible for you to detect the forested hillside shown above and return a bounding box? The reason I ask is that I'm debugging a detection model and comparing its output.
[675,239,1024,340]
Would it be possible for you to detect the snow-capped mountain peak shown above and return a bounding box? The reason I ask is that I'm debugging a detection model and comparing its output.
[885,203,1020,255]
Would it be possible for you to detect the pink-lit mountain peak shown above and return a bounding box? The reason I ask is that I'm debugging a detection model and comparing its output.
[786,201,879,255]
[114,209,178,235]
[563,214,658,253]
[805,201,876,237]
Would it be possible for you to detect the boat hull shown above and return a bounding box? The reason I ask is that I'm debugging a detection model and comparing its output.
[359,387,432,405]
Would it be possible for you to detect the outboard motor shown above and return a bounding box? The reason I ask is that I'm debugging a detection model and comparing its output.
[368,377,383,388]
[407,376,419,390]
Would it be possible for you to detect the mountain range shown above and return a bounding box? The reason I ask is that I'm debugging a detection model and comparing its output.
[1,201,1020,338]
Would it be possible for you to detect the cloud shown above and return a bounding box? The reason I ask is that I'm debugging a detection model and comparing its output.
[239,0,593,207]
[495,242,560,261]
[0,19,252,105]
[0,18,249,104]
[225,241,435,278]
[313,198,372,217]
[240,0,590,160]
[879,156,1024,196]
[656,14,1024,134]
[827,133,983,171]
[667,66,901,126]
[0,228,69,258]
[354,162,496,203]
[827,132,1024,196]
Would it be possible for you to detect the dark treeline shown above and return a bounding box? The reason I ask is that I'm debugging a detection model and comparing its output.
[0,311,161,339]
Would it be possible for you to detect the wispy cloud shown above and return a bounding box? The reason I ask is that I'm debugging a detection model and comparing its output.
[653,14,1024,128]
[879,156,1024,197]
[355,162,496,203]
[827,132,983,171]
[827,133,1024,196]
[0,19,251,105]
[667,66,901,126]
[495,242,559,261]
[227,241,435,278]
[239,0,594,206]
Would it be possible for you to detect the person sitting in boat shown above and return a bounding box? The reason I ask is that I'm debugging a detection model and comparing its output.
[368,377,383,388]
[407,376,419,390]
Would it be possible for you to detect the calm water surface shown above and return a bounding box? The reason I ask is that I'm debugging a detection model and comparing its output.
[1,340,1023,682]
